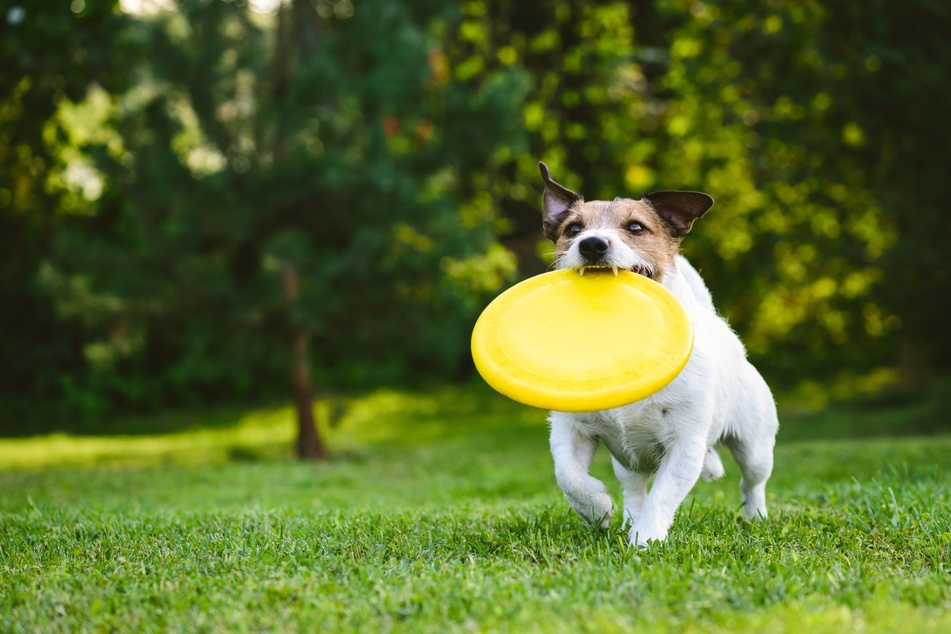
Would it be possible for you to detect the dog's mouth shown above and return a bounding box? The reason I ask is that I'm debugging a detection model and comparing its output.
[578,265,653,279]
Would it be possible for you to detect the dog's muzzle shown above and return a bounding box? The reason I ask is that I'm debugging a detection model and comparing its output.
[579,236,609,261]
[575,236,653,278]
[577,236,617,276]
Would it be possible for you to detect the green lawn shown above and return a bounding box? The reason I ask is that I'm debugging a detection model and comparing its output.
[2,384,950,632]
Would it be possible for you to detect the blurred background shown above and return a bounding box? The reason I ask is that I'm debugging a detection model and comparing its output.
[2,0,949,456]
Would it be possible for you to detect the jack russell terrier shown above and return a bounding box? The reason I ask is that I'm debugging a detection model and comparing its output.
[539,161,778,547]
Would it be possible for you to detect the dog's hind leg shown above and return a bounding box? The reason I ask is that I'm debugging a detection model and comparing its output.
[724,434,774,520]
[725,367,778,520]
[611,456,648,526]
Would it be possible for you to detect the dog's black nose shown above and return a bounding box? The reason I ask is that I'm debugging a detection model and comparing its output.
[578,236,609,260]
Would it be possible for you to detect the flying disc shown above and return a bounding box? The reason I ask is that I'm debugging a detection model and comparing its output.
[471,269,693,412]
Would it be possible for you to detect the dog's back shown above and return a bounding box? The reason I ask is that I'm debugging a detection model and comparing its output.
[673,255,717,314]
[663,255,777,445]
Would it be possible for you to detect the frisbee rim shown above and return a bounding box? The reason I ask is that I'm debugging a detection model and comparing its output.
[471,269,694,412]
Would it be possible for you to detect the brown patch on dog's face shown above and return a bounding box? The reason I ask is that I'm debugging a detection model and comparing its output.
[551,199,680,282]
[609,200,682,279]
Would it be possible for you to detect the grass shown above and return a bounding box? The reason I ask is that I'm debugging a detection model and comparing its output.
[1,382,950,632]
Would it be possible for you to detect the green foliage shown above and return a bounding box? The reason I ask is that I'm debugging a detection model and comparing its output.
[2,0,951,432]
[660,0,951,379]
[1,385,950,631]
[443,1,660,273]
[0,1,131,427]
[8,0,525,430]
[445,0,951,383]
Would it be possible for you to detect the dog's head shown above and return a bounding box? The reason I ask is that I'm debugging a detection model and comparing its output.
[539,162,713,282]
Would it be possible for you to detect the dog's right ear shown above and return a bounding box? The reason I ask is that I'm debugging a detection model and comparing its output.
[643,190,714,238]
[539,161,582,242]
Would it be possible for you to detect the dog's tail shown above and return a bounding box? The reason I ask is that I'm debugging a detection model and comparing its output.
[700,447,725,482]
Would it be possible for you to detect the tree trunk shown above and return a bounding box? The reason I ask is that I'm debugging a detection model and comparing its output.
[282,262,328,461]
[290,327,328,460]
[272,1,327,460]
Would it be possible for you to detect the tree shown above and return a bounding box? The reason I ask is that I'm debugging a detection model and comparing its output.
[0,1,132,431]
[47,0,524,453]
[454,0,951,387]
[10,0,949,438]
[662,0,951,384]
[440,0,661,277]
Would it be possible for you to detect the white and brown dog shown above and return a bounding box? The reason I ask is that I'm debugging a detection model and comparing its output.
[538,162,778,547]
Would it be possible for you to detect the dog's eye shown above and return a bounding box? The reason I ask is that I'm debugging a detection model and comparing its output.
[628,222,645,235]
[565,222,583,237]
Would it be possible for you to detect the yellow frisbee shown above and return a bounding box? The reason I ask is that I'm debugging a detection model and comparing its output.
[471,269,693,412]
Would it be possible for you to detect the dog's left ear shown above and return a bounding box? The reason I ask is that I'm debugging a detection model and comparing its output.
[644,190,714,237]
[539,161,582,242]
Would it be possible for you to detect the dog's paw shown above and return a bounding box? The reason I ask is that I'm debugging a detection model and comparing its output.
[741,498,768,522]
[741,481,768,521]
[628,523,667,548]
[700,447,725,482]
[628,512,670,547]
[565,482,614,530]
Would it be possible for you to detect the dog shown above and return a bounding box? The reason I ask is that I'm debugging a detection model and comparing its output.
[538,161,778,547]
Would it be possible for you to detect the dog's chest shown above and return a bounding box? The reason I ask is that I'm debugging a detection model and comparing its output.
[579,406,670,474]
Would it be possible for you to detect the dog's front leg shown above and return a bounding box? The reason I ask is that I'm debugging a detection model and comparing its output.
[549,412,613,529]
[628,440,705,547]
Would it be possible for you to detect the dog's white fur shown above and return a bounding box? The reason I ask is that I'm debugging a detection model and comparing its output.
[544,183,778,548]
